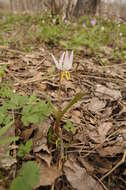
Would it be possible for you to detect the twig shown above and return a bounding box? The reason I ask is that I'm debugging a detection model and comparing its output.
[95,175,109,190]
[119,177,126,185]
[100,149,126,181]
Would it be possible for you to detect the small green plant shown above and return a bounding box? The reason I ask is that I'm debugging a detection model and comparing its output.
[51,51,84,132]
[17,139,32,158]
[36,19,68,45]
[110,48,126,61]
[119,23,126,37]
[22,100,51,126]
[0,65,7,78]
[0,13,126,62]
[51,51,84,159]
[10,161,40,190]
[0,85,52,126]
[64,120,76,134]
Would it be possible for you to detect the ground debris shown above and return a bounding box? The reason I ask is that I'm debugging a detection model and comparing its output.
[64,156,104,190]
[35,162,62,187]
[1,28,126,190]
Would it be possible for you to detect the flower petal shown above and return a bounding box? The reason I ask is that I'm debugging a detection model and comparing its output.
[51,54,59,69]
[63,51,69,70]
[63,51,73,70]
[69,51,73,69]
[59,52,65,70]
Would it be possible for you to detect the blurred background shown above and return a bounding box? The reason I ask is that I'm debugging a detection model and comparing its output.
[0,0,126,20]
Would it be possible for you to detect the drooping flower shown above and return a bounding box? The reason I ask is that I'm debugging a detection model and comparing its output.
[51,51,73,71]
[90,19,96,26]
[51,51,73,81]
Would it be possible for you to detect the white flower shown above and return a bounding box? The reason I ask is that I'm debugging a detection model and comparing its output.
[101,26,105,31]
[51,51,73,71]
[82,22,86,28]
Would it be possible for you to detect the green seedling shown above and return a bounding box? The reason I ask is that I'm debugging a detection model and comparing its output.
[0,65,7,78]
[17,139,32,158]
[64,120,76,134]
[0,85,52,127]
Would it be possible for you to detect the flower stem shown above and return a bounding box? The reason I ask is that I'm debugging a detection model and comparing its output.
[58,71,62,113]
[56,71,64,160]
[55,71,62,133]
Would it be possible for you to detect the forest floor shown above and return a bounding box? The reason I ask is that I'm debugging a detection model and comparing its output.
[0,13,126,190]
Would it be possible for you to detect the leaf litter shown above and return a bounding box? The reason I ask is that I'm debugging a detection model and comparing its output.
[0,17,126,190]
[64,156,104,190]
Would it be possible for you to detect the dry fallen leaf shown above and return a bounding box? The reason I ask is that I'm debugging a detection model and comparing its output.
[78,158,94,174]
[88,97,106,113]
[0,157,17,170]
[33,119,50,153]
[0,124,17,170]
[71,110,81,124]
[97,142,124,157]
[36,152,52,167]
[89,122,112,144]
[97,122,112,143]
[36,162,62,187]
[101,107,112,118]
[64,157,104,190]
[95,84,121,100]
[21,125,37,141]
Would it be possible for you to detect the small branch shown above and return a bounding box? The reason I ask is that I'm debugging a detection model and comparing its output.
[100,149,126,181]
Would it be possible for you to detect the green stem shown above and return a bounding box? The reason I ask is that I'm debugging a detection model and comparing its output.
[57,72,64,159]
[55,71,62,129]
[58,71,62,115]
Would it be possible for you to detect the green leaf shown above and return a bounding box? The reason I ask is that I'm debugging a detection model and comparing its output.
[0,64,7,77]
[0,107,7,124]
[27,95,37,104]
[22,101,52,126]
[7,94,29,109]
[0,136,19,145]
[0,85,13,98]
[10,177,28,190]
[56,92,84,124]
[10,161,40,190]
[61,92,84,117]
[64,120,76,134]
[48,99,57,118]
[17,139,32,158]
